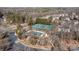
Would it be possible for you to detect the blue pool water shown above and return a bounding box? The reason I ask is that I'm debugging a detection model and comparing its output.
[32,31,43,37]
[32,24,54,30]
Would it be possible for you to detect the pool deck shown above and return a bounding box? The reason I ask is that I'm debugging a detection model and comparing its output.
[17,37,52,51]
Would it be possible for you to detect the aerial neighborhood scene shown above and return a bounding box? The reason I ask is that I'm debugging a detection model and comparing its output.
[0,7,79,51]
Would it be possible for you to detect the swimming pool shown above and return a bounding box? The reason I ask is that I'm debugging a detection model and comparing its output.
[27,30,46,37]
[32,24,55,31]
[32,31,44,37]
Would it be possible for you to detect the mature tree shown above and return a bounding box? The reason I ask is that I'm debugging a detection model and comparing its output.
[6,12,26,24]
[16,24,23,38]
[27,16,33,25]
